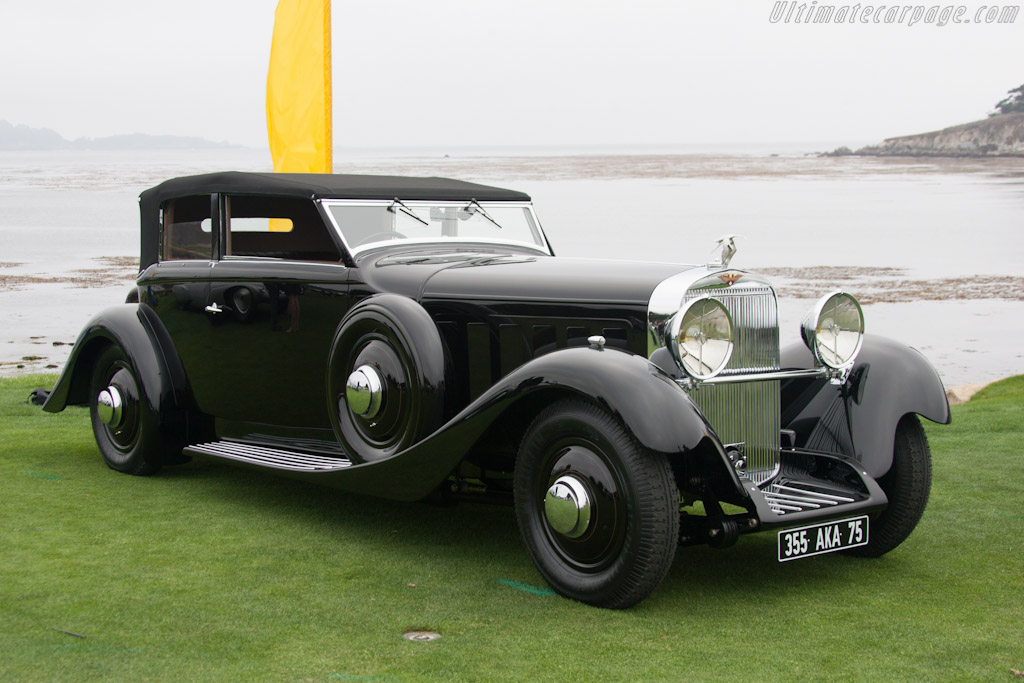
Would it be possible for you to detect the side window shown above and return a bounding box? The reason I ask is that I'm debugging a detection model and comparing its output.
[225,196,341,261]
[162,195,212,261]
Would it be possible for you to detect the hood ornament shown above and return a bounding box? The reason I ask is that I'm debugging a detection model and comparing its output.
[708,234,739,269]
[717,272,744,287]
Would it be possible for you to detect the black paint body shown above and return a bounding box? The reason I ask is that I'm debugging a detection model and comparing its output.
[45,172,950,523]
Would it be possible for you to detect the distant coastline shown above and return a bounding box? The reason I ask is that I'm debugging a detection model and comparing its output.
[0,120,238,151]
[829,112,1024,158]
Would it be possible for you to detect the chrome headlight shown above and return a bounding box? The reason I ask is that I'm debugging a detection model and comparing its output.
[668,297,734,380]
[801,291,864,369]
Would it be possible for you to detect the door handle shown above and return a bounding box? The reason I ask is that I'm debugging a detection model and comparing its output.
[205,303,223,314]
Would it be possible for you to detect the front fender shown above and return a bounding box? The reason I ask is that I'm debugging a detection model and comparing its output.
[320,345,742,501]
[43,304,191,463]
[781,334,950,479]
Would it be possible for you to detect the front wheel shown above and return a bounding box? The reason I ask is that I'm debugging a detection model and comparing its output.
[514,399,679,609]
[846,415,931,557]
[89,345,160,476]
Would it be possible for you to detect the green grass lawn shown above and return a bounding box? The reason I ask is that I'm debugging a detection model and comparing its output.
[1,374,1022,681]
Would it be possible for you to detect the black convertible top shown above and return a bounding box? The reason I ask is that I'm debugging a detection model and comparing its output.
[141,171,531,204]
[137,172,531,268]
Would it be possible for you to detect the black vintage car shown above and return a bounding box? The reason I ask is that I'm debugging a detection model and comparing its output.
[44,172,950,608]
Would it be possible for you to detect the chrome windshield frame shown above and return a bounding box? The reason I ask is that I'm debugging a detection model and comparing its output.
[319,199,553,259]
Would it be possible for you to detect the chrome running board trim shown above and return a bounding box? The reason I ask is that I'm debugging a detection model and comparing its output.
[185,441,352,472]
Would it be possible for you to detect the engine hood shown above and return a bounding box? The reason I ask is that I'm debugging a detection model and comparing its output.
[358,248,692,306]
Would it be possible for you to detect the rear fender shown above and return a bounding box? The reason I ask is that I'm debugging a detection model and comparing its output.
[781,334,949,479]
[43,304,192,463]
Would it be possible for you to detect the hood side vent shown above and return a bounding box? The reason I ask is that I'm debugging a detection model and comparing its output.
[460,316,638,402]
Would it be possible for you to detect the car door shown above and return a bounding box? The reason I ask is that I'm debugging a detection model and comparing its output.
[200,194,354,433]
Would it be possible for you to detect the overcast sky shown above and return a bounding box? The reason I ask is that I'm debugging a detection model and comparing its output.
[0,0,1020,149]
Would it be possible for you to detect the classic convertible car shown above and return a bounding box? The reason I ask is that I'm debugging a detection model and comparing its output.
[44,172,950,608]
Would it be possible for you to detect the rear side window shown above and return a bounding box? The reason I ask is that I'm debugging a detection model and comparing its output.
[161,195,212,260]
[225,196,341,262]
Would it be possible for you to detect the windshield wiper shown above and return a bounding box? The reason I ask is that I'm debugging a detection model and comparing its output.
[387,198,428,225]
[462,199,503,230]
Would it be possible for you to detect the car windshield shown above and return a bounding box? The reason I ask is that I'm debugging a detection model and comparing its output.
[322,200,549,255]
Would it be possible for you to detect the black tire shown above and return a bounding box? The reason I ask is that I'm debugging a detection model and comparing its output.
[846,415,931,557]
[514,399,679,609]
[88,345,160,476]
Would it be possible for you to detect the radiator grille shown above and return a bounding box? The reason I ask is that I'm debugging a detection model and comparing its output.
[687,286,781,485]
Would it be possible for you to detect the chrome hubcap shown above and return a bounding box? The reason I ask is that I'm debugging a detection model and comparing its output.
[345,365,384,418]
[96,386,124,427]
[544,475,592,538]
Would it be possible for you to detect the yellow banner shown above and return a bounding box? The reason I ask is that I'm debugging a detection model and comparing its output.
[266,0,332,175]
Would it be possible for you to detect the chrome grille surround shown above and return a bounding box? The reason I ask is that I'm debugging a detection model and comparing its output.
[648,269,782,485]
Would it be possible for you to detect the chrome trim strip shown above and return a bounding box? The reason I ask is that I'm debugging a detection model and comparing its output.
[189,441,352,472]
[762,480,860,515]
[217,257,350,267]
[775,484,855,503]
[765,493,824,507]
[677,367,831,387]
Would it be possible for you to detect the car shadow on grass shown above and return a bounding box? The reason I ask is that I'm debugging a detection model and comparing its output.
[157,454,525,564]
[153,454,893,610]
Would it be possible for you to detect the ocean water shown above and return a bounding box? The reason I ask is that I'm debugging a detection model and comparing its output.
[1,147,1022,386]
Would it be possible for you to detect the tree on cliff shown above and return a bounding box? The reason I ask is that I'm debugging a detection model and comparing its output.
[992,83,1024,115]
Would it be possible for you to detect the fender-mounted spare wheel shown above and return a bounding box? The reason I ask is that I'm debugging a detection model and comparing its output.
[328,294,447,463]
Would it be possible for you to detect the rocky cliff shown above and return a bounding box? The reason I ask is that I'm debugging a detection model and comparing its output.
[854,112,1024,157]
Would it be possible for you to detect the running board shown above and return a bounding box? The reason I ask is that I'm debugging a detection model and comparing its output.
[185,441,352,472]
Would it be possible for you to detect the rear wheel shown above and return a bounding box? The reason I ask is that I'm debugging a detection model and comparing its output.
[514,399,679,608]
[846,415,931,557]
[89,345,160,476]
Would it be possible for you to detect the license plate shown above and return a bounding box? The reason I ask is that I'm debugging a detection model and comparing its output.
[778,515,869,562]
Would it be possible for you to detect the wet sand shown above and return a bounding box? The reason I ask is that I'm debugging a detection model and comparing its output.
[3,148,1023,189]
[758,266,1024,304]
[0,256,136,291]
[336,153,1024,183]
